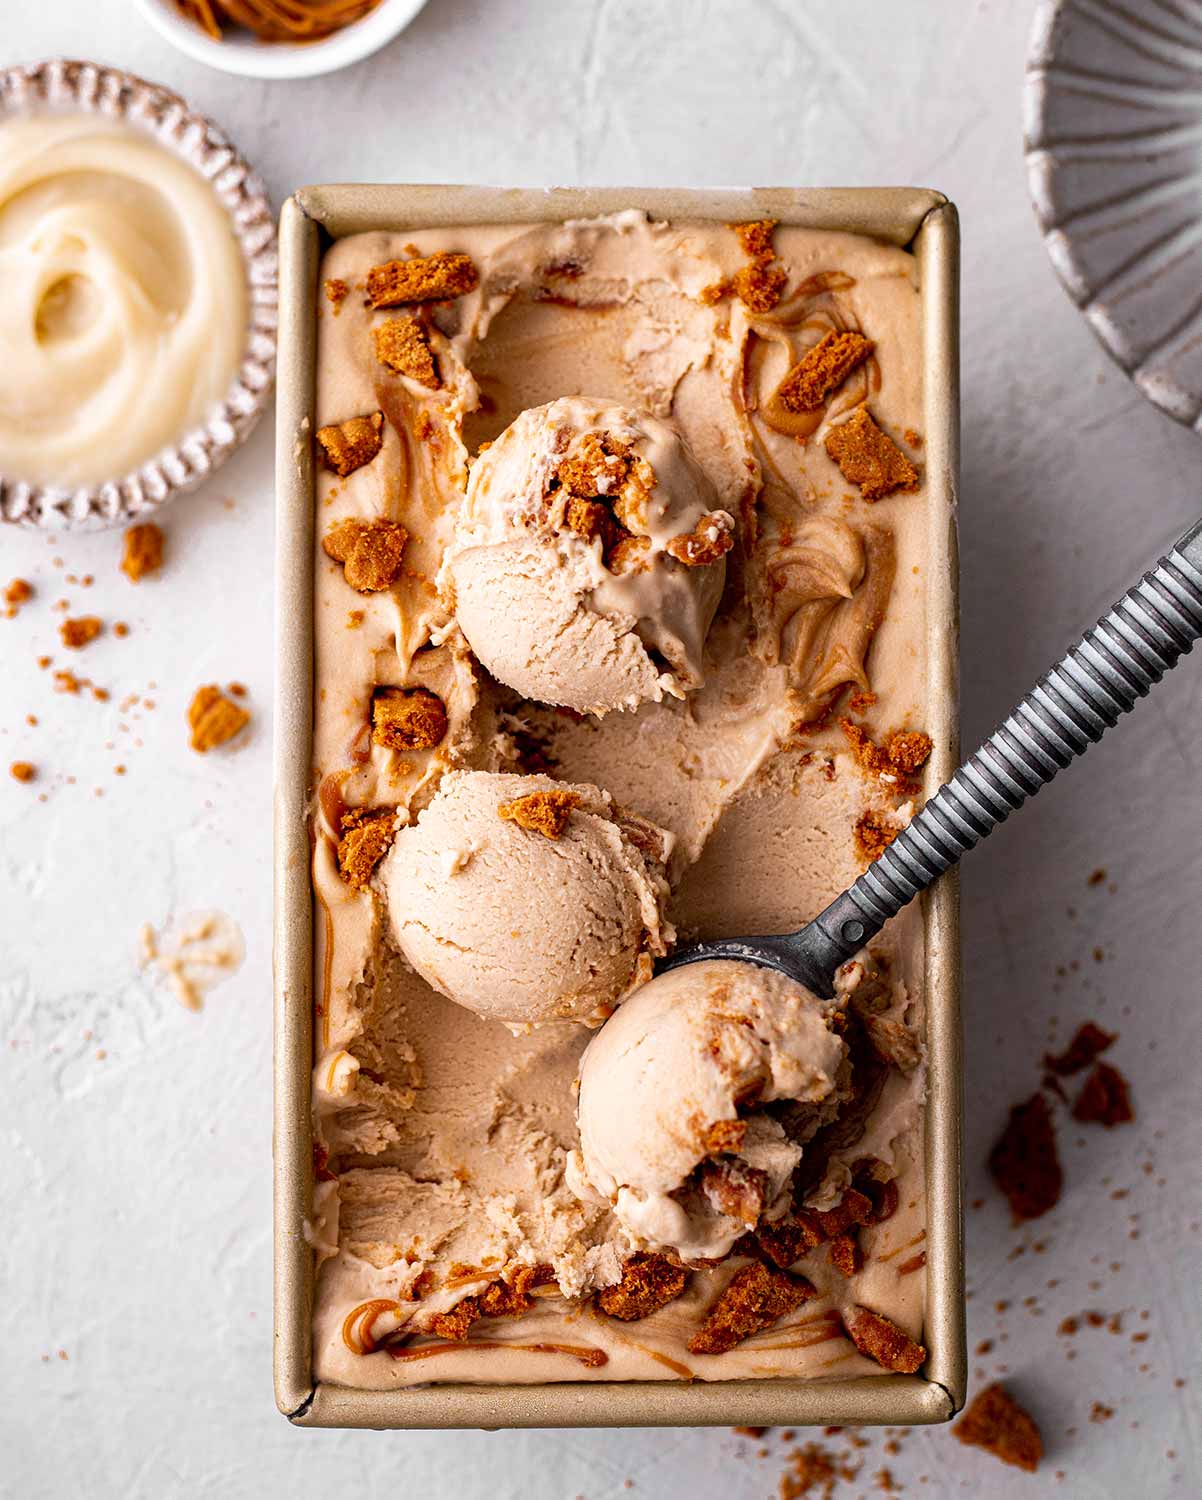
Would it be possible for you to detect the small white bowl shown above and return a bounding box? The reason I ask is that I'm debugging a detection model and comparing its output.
[135,0,430,80]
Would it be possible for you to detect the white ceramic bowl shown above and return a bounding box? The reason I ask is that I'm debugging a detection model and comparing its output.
[135,0,429,80]
[1026,0,1202,431]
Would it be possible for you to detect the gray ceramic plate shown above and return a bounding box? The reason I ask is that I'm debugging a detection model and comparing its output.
[1026,0,1202,430]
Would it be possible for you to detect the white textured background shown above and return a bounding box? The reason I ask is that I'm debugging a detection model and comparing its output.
[2,2,1200,1496]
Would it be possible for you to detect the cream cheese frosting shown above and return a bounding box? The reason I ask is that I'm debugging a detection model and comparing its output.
[0,113,247,487]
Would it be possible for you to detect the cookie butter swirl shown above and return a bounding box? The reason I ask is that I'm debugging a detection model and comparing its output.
[0,114,247,487]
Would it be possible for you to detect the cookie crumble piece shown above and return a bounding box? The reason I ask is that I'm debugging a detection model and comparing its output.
[324,278,349,311]
[371,687,447,751]
[4,578,33,616]
[337,807,396,891]
[59,616,102,650]
[373,316,440,389]
[844,1305,925,1373]
[1072,1061,1134,1127]
[497,788,582,838]
[730,219,777,261]
[854,808,900,863]
[425,1264,551,1342]
[597,1253,689,1321]
[825,408,920,501]
[187,685,250,753]
[776,331,875,413]
[666,511,736,568]
[366,251,479,308]
[828,1231,864,1277]
[688,1261,816,1356]
[841,719,932,793]
[954,1383,1043,1472]
[121,523,165,583]
[989,1092,1062,1221]
[317,412,384,477]
[322,517,409,592]
[731,260,788,313]
[1045,1020,1115,1075]
[698,1158,769,1226]
[9,761,36,783]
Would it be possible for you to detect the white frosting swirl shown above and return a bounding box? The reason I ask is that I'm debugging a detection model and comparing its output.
[0,113,247,487]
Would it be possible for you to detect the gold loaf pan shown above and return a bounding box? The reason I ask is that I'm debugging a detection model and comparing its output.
[272,185,963,1431]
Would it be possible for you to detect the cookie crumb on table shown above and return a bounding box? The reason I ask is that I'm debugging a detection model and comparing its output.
[59,616,102,650]
[121,523,164,583]
[989,1092,1063,1222]
[954,1383,1043,1472]
[187,685,250,753]
[9,761,36,783]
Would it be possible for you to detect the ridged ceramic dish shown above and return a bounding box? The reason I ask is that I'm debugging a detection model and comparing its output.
[0,59,277,530]
[1026,0,1202,430]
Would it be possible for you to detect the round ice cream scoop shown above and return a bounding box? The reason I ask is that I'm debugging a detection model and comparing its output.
[381,771,674,1029]
[443,396,734,715]
[568,959,847,1262]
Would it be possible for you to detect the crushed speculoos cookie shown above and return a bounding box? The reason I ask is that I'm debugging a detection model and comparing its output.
[1045,1020,1115,1076]
[322,516,409,592]
[366,251,479,308]
[59,616,102,650]
[337,807,396,891]
[989,1092,1062,1222]
[698,1158,769,1226]
[754,1188,875,1269]
[688,1261,816,1356]
[854,808,900,863]
[371,687,447,752]
[1072,1061,1134,1127]
[841,719,932,793]
[317,412,384,477]
[597,1253,689,1321]
[665,511,736,568]
[373,316,440,389]
[607,534,653,575]
[825,408,920,501]
[731,260,788,313]
[121,523,164,583]
[426,1264,551,1341]
[953,1383,1043,1472]
[497,788,581,838]
[828,1231,863,1278]
[324,278,349,310]
[4,578,33,617]
[775,331,875,413]
[844,1305,925,1373]
[188,684,251,753]
[884,730,933,775]
[704,1118,748,1154]
[730,219,777,261]
[9,761,36,783]
[549,430,660,569]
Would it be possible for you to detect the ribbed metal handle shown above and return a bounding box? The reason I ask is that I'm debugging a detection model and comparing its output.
[794,521,1202,990]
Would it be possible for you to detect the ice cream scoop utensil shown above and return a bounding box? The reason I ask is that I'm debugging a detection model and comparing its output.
[665,520,1202,998]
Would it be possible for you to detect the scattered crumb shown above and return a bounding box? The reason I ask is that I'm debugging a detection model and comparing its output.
[4,577,33,617]
[9,761,36,783]
[113,622,130,638]
[954,1384,1042,1473]
[324,277,349,310]
[121,523,164,582]
[1045,1021,1116,1076]
[59,616,102,650]
[1072,1062,1134,1127]
[989,1093,1062,1221]
[187,685,251,753]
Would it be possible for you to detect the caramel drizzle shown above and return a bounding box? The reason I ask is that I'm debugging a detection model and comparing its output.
[342,1298,402,1356]
[877,1230,926,1264]
[388,1339,607,1369]
[896,1251,927,1276]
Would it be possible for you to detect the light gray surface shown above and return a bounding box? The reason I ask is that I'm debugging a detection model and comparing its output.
[0,2,1198,1496]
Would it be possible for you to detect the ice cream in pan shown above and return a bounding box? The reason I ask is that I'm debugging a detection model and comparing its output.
[310,212,931,1384]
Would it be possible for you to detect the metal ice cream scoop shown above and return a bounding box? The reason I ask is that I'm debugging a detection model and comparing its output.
[662,520,1202,998]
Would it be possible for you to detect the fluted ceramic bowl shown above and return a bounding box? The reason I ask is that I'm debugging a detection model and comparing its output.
[1026,0,1202,431]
